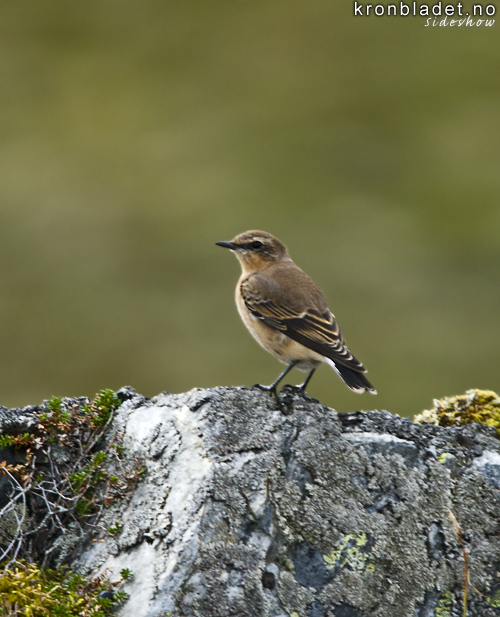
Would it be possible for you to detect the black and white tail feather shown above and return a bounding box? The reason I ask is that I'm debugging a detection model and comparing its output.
[325,358,377,394]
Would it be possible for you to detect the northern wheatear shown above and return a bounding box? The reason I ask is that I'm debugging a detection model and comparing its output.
[216,230,376,402]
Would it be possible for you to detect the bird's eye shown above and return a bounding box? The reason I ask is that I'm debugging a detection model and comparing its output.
[252,240,263,249]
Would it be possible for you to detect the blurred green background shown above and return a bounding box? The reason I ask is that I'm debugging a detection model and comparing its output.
[0,1,499,416]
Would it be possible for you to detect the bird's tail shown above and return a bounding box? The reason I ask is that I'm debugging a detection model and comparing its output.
[325,358,377,394]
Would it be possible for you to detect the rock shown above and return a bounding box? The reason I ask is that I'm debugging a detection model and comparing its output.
[3,386,500,617]
[472,450,500,490]
[342,432,419,468]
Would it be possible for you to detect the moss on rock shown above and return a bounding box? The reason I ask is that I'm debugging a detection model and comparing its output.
[0,560,129,616]
[414,389,500,437]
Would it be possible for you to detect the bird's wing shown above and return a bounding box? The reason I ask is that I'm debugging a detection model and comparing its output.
[240,274,366,372]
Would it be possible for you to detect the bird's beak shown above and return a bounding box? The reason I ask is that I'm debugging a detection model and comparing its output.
[215,241,235,249]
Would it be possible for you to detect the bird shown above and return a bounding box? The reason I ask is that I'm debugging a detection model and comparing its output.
[216,230,376,403]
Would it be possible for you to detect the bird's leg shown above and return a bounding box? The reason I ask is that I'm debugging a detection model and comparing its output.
[283,367,318,401]
[297,367,316,392]
[253,360,299,403]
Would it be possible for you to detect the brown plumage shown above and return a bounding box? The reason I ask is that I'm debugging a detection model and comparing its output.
[216,230,376,401]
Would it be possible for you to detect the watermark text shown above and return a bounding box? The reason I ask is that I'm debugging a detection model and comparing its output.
[353,1,496,24]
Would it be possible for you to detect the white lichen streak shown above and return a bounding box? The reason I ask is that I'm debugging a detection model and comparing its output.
[160,404,213,577]
[87,400,213,617]
[147,402,213,616]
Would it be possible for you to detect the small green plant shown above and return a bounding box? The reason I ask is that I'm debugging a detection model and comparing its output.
[119,568,133,580]
[108,522,123,536]
[0,432,33,449]
[0,434,15,448]
[69,452,108,491]
[44,396,72,427]
[47,396,63,412]
[82,389,121,426]
[68,451,120,516]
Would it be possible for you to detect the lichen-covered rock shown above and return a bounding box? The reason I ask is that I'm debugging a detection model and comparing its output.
[2,387,500,616]
[50,386,500,617]
[414,389,500,438]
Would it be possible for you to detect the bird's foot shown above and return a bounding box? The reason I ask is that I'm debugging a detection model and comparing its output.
[282,383,304,393]
[282,384,319,404]
[253,383,283,405]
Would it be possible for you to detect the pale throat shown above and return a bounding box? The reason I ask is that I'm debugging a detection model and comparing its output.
[233,250,290,276]
[233,252,270,276]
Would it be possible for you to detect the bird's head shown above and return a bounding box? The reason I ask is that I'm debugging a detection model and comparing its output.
[216,230,289,273]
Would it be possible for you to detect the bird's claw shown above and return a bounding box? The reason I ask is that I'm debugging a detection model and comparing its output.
[282,384,319,403]
[282,383,304,392]
[252,383,271,392]
[253,383,283,405]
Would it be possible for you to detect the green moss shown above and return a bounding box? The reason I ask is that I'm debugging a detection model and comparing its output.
[0,560,128,616]
[323,532,373,574]
[414,389,500,437]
